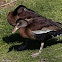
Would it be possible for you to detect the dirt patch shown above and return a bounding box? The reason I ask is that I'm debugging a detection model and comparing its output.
[0,1,6,5]
[0,0,17,9]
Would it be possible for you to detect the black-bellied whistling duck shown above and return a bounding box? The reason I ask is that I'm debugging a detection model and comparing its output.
[12,18,62,57]
[7,5,41,26]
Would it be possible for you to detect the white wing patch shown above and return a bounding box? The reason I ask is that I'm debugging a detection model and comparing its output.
[32,30,52,34]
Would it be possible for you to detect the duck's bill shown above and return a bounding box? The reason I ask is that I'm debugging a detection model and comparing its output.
[12,26,18,34]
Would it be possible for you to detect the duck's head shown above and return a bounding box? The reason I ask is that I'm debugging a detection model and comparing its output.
[7,5,27,26]
[13,5,28,16]
[7,5,32,26]
[12,18,28,34]
[7,11,19,26]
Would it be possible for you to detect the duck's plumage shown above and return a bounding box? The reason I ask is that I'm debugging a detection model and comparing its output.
[7,5,62,28]
[8,5,62,38]
[12,18,62,39]
[7,5,41,26]
[27,17,61,31]
[35,29,62,41]
[11,18,62,57]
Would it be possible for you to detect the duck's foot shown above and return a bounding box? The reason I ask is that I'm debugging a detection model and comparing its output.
[31,42,44,57]
[31,52,40,57]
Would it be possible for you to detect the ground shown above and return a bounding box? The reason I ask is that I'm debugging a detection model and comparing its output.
[0,0,62,62]
[0,1,5,6]
[0,0,16,9]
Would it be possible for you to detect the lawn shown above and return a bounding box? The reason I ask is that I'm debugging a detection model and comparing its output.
[0,0,62,62]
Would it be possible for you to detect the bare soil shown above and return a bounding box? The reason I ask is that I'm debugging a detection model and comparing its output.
[0,1,6,5]
[0,0,16,9]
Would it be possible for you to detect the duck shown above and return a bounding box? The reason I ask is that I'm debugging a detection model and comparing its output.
[7,5,41,26]
[12,18,62,57]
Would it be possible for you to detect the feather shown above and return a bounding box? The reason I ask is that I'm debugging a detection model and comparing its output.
[32,29,52,34]
[35,29,62,41]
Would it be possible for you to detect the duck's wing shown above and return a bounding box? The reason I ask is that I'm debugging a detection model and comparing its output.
[27,17,62,31]
[32,25,61,34]
[32,27,62,41]
[34,29,62,41]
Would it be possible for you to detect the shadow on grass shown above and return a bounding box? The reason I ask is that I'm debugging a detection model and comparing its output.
[3,33,62,52]
[3,33,26,43]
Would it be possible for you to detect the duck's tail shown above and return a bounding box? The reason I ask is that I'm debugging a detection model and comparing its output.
[56,22,62,27]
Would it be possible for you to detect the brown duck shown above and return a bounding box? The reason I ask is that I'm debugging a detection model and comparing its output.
[7,5,62,57]
[12,18,62,57]
[7,5,62,37]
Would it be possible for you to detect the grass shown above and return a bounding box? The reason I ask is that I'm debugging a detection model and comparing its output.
[0,0,62,62]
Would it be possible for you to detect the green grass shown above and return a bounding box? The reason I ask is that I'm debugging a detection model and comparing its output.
[0,0,62,62]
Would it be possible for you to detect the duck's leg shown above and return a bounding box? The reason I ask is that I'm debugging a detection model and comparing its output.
[31,42,44,57]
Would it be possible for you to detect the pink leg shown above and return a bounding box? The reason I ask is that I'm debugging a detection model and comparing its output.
[31,42,44,57]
